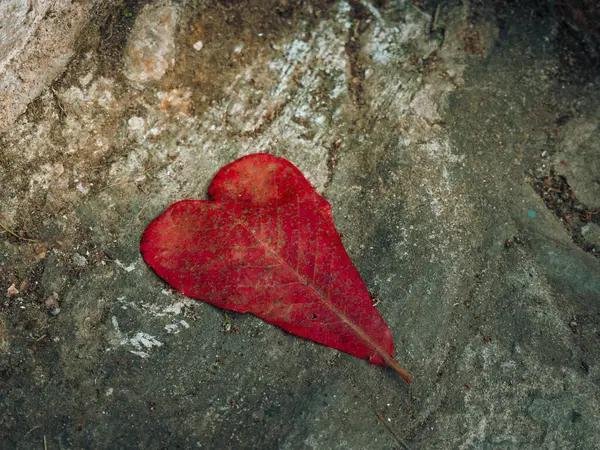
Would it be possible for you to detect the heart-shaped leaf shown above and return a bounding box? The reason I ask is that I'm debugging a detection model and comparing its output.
[140,153,411,383]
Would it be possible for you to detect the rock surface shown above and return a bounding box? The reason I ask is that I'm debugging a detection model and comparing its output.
[0,0,599,448]
[0,0,103,135]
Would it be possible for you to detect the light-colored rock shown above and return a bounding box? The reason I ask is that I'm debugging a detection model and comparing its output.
[0,0,51,73]
[0,0,101,135]
[123,1,179,85]
[582,223,600,247]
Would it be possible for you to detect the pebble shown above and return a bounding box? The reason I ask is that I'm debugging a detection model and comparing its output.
[73,253,88,267]
[128,116,146,131]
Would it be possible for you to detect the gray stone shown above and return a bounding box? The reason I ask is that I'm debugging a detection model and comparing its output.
[72,253,88,267]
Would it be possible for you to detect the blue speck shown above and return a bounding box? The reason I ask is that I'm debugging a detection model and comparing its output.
[528,209,537,218]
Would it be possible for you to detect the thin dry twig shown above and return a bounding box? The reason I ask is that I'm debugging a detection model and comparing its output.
[375,412,413,450]
[51,87,67,119]
[431,3,441,32]
[24,425,41,437]
[0,221,37,242]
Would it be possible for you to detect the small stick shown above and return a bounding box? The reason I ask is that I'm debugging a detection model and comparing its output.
[431,3,441,32]
[375,412,413,450]
[51,87,67,119]
[0,222,37,242]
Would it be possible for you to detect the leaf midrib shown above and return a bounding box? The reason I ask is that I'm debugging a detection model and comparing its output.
[233,212,397,369]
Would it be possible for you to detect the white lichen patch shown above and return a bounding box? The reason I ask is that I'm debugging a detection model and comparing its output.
[110,296,195,357]
[114,259,136,273]
[116,297,196,318]
[111,316,163,358]
[122,332,163,358]
[61,77,119,115]
[161,301,194,316]
[165,320,190,334]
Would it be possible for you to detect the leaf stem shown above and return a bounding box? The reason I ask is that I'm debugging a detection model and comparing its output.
[386,357,413,384]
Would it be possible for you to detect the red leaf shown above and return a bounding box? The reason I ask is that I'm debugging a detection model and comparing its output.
[140,153,412,383]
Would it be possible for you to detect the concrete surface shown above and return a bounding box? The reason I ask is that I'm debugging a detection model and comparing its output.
[0,0,599,448]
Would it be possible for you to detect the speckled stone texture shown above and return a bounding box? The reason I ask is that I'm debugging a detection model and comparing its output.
[0,1,599,448]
